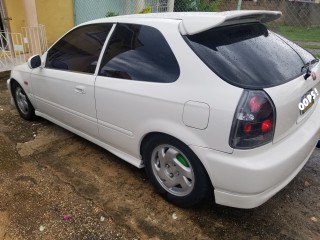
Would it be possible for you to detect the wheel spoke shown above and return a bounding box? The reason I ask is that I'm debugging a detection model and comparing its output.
[163,177,178,188]
[158,147,178,165]
[22,103,28,112]
[19,99,28,113]
[155,163,168,180]
[23,99,28,106]
[157,148,167,164]
[173,158,193,180]
[164,148,178,163]
[177,175,192,191]
[19,92,26,100]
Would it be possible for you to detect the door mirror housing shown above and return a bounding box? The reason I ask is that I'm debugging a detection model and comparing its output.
[27,55,42,69]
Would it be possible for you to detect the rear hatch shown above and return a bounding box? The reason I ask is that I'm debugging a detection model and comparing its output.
[264,59,319,143]
[183,12,320,143]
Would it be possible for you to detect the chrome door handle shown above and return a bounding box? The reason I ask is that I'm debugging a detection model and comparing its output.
[74,85,86,94]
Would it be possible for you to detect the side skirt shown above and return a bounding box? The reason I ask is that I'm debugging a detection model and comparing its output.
[35,110,144,168]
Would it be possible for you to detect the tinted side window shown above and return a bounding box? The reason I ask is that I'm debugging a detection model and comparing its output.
[99,24,180,83]
[186,23,314,89]
[46,24,112,74]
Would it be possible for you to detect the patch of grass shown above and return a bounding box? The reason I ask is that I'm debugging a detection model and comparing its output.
[301,44,320,49]
[274,25,320,42]
[316,54,320,59]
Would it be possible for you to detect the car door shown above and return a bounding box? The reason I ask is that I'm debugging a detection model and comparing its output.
[30,23,113,137]
[94,23,180,157]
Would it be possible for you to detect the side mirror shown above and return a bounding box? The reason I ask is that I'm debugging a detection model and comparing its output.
[27,55,42,69]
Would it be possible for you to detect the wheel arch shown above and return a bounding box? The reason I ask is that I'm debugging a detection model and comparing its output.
[140,131,204,167]
[10,78,19,91]
[10,78,36,120]
[9,78,23,101]
[10,78,28,95]
[10,79,29,103]
[10,77,37,109]
[141,131,214,207]
[140,132,169,159]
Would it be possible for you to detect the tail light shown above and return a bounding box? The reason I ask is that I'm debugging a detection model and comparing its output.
[230,90,276,149]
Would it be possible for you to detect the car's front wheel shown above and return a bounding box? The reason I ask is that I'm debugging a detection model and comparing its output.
[143,135,212,207]
[12,82,35,120]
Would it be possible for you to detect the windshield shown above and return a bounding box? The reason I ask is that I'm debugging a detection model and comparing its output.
[185,23,315,89]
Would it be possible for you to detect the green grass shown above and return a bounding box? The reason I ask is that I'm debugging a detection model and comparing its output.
[301,44,320,49]
[274,25,320,42]
[316,54,320,59]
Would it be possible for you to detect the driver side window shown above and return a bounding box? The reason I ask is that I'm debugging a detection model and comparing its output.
[45,24,112,74]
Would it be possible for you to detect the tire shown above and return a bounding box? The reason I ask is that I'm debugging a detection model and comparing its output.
[143,135,212,207]
[12,82,36,120]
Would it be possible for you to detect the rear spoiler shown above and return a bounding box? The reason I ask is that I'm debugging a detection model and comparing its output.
[179,10,282,35]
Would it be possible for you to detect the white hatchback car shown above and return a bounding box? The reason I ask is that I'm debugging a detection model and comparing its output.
[8,10,320,208]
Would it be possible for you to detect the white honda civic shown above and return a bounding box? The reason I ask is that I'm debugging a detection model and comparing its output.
[8,10,320,208]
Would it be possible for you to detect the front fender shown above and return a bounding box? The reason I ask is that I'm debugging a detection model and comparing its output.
[9,63,37,108]
[6,78,14,105]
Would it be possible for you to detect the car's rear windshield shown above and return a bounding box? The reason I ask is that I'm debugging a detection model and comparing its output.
[185,23,315,89]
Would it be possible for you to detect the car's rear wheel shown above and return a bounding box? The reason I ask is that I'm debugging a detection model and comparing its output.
[12,82,35,120]
[143,135,212,207]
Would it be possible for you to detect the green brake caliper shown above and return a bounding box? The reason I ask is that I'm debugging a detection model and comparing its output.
[176,154,189,167]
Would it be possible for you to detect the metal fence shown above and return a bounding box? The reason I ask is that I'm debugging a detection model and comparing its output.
[21,25,48,56]
[0,32,25,71]
[74,0,320,28]
[0,25,47,72]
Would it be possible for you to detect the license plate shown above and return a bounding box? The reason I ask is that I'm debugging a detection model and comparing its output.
[301,89,315,115]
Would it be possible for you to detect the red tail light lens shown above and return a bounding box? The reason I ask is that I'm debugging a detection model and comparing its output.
[249,96,262,113]
[230,90,276,149]
[261,119,272,133]
[244,123,252,134]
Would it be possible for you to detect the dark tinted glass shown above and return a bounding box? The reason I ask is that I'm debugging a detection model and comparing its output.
[99,24,180,83]
[186,23,315,89]
[46,24,112,73]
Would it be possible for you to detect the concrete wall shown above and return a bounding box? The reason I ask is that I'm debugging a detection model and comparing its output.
[4,0,26,33]
[36,0,74,46]
[4,0,74,47]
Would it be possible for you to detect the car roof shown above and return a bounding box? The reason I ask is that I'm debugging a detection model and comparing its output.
[86,10,282,35]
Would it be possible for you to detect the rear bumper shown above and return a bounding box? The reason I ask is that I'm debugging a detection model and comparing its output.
[213,149,313,208]
[190,102,320,209]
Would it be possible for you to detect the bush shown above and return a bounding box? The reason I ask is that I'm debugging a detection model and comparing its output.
[174,0,222,12]
[139,6,152,14]
[174,0,198,11]
[106,11,118,17]
[198,0,223,11]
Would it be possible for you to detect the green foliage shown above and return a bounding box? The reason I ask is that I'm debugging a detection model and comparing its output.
[198,0,223,11]
[106,11,118,17]
[301,44,320,50]
[174,0,222,12]
[139,6,152,14]
[275,25,320,42]
[174,0,198,11]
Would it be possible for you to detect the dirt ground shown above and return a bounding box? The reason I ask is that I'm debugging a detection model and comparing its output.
[0,71,319,240]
